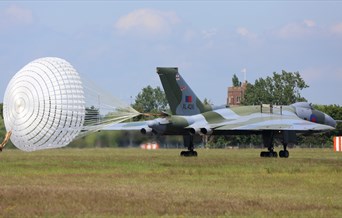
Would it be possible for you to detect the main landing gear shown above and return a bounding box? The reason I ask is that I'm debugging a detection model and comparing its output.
[260,131,290,158]
[180,135,198,157]
[180,150,198,157]
[279,149,289,158]
[260,150,278,157]
[259,149,288,158]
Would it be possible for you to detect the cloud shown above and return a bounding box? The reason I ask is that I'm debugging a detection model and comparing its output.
[4,5,33,24]
[301,66,342,85]
[236,27,258,40]
[303,19,316,28]
[115,8,180,36]
[331,22,342,35]
[301,67,324,83]
[276,20,316,39]
[183,29,197,41]
[0,5,33,31]
[236,27,249,37]
[201,28,217,39]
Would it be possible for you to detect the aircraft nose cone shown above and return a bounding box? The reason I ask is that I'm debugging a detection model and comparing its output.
[325,114,337,128]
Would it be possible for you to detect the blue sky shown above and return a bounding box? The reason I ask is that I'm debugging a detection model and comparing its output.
[1,1,342,106]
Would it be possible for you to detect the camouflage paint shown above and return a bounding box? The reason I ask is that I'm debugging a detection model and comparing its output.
[103,71,336,135]
[157,67,211,116]
[201,111,226,124]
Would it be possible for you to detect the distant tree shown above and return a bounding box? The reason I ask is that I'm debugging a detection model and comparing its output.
[203,98,213,106]
[132,85,168,113]
[0,105,15,149]
[242,70,308,105]
[0,103,3,119]
[232,74,240,87]
[316,104,342,139]
[314,104,342,121]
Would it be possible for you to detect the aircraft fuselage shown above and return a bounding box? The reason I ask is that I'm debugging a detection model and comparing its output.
[142,102,336,136]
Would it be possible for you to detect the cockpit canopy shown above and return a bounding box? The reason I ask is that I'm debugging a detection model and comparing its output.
[291,102,313,109]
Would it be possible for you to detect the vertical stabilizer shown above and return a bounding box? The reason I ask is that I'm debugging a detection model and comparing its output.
[156,67,211,115]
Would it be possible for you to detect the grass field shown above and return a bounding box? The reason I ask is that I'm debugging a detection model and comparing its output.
[0,148,342,217]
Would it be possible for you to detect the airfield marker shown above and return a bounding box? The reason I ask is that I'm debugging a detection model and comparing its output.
[334,136,342,152]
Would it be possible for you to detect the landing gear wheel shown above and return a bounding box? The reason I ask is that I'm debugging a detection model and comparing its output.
[260,151,278,158]
[181,135,198,157]
[279,150,289,158]
[260,131,278,158]
[272,151,278,157]
[180,150,198,157]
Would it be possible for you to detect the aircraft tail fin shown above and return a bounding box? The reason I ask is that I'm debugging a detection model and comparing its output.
[156,67,211,115]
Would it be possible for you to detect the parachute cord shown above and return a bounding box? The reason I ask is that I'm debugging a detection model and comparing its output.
[0,131,12,152]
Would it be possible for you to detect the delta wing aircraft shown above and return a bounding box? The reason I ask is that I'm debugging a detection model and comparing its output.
[104,68,337,158]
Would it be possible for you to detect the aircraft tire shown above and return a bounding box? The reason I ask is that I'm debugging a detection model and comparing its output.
[260,151,278,158]
[180,150,198,157]
[279,150,289,158]
[272,151,278,158]
[260,151,270,157]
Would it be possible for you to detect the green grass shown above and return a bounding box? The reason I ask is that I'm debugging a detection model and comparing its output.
[0,148,342,217]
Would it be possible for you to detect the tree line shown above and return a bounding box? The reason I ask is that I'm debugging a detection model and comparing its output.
[221,71,342,148]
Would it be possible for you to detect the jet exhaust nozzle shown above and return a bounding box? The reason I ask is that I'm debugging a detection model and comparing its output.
[200,127,213,135]
[141,127,153,135]
[189,128,201,135]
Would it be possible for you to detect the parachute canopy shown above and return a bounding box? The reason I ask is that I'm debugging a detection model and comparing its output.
[3,57,138,151]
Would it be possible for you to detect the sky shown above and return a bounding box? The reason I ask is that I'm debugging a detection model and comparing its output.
[1,1,342,106]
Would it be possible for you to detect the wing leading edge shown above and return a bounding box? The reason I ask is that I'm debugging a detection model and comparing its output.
[103,121,148,131]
